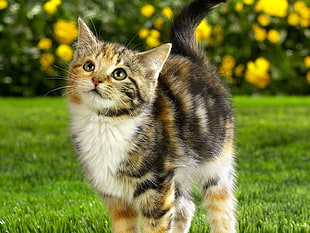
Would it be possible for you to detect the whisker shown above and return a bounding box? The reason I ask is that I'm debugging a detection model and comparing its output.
[126,33,138,48]
[52,64,76,76]
[90,19,99,40]
[44,85,73,96]
[62,88,78,97]
[45,77,69,81]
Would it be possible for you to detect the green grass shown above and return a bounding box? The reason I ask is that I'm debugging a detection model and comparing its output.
[0,96,309,233]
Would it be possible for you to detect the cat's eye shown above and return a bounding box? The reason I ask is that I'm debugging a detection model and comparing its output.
[112,68,127,80]
[83,61,95,72]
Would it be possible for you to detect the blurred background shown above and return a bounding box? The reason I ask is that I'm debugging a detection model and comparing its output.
[0,0,309,96]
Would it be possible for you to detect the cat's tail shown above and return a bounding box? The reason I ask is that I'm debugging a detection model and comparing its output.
[170,0,226,64]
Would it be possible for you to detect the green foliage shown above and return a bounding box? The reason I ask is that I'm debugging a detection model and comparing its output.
[0,0,309,96]
[0,97,309,232]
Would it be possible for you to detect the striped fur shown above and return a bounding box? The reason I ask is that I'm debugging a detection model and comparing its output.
[67,0,236,232]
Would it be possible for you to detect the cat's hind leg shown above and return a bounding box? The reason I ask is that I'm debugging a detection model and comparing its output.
[172,183,195,233]
[200,155,237,233]
[104,197,141,233]
[139,183,175,233]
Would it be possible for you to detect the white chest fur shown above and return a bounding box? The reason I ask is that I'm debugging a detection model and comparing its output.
[69,104,140,199]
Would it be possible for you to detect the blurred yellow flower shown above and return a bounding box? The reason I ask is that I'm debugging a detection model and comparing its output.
[267,29,280,43]
[146,36,160,48]
[255,0,288,17]
[293,1,307,13]
[220,55,236,77]
[56,44,73,62]
[245,57,271,88]
[298,6,310,27]
[140,28,161,48]
[307,71,310,84]
[235,2,243,12]
[256,57,270,71]
[214,25,224,44]
[0,0,8,10]
[162,7,173,19]
[139,28,150,39]
[53,20,78,44]
[257,14,270,26]
[289,1,310,28]
[37,38,52,50]
[220,67,233,78]
[195,19,212,43]
[40,53,54,69]
[253,23,267,41]
[234,64,245,77]
[154,17,164,30]
[222,55,236,69]
[243,0,254,5]
[287,12,300,26]
[51,0,62,6]
[300,17,310,27]
[150,29,160,38]
[141,4,155,18]
[43,1,58,15]
[304,56,310,69]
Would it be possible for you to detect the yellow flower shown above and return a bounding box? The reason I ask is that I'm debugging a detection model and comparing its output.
[141,4,155,18]
[139,28,150,39]
[300,16,310,27]
[154,17,164,30]
[214,25,224,44]
[146,36,160,48]
[219,66,233,78]
[243,0,254,5]
[162,7,173,19]
[257,14,270,26]
[56,44,73,62]
[267,29,280,43]
[234,64,245,77]
[293,1,307,13]
[222,55,236,69]
[220,55,236,78]
[40,53,54,69]
[51,0,61,6]
[235,2,243,12]
[0,0,8,10]
[195,19,212,43]
[43,1,57,15]
[255,0,288,17]
[141,29,161,47]
[307,71,310,84]
[150,29,160,38]
[53,20,78,44]
[298,6,310,27]
[256,57,270,72]
[253,23,267,42]
[37,38,52,50]
[245,57,271,88]
[287,12,300,26]
[304,56,310,69]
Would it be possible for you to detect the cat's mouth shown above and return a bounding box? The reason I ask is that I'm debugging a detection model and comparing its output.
[88,88,103,98]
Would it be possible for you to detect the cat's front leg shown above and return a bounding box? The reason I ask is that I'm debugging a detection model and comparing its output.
[103,196,141,233]
[139,185,175,233]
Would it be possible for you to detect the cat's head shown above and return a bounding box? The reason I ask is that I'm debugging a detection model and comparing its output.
[67,18,171,117]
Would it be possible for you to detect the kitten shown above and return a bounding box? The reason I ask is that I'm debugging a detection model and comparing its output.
[66,0,236,232]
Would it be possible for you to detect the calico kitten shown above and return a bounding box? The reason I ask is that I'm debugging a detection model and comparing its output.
[66,0,236,232]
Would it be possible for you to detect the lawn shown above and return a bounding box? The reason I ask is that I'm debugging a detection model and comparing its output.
[0,96,309,233]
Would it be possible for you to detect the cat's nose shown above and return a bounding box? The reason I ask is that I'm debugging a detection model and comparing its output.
[92,77,103,87]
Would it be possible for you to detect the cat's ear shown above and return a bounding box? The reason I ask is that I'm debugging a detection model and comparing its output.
[138,43,172,79]
[77,17,97,48]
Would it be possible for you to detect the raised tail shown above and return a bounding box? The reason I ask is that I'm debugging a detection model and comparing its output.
[170,0,226,65]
